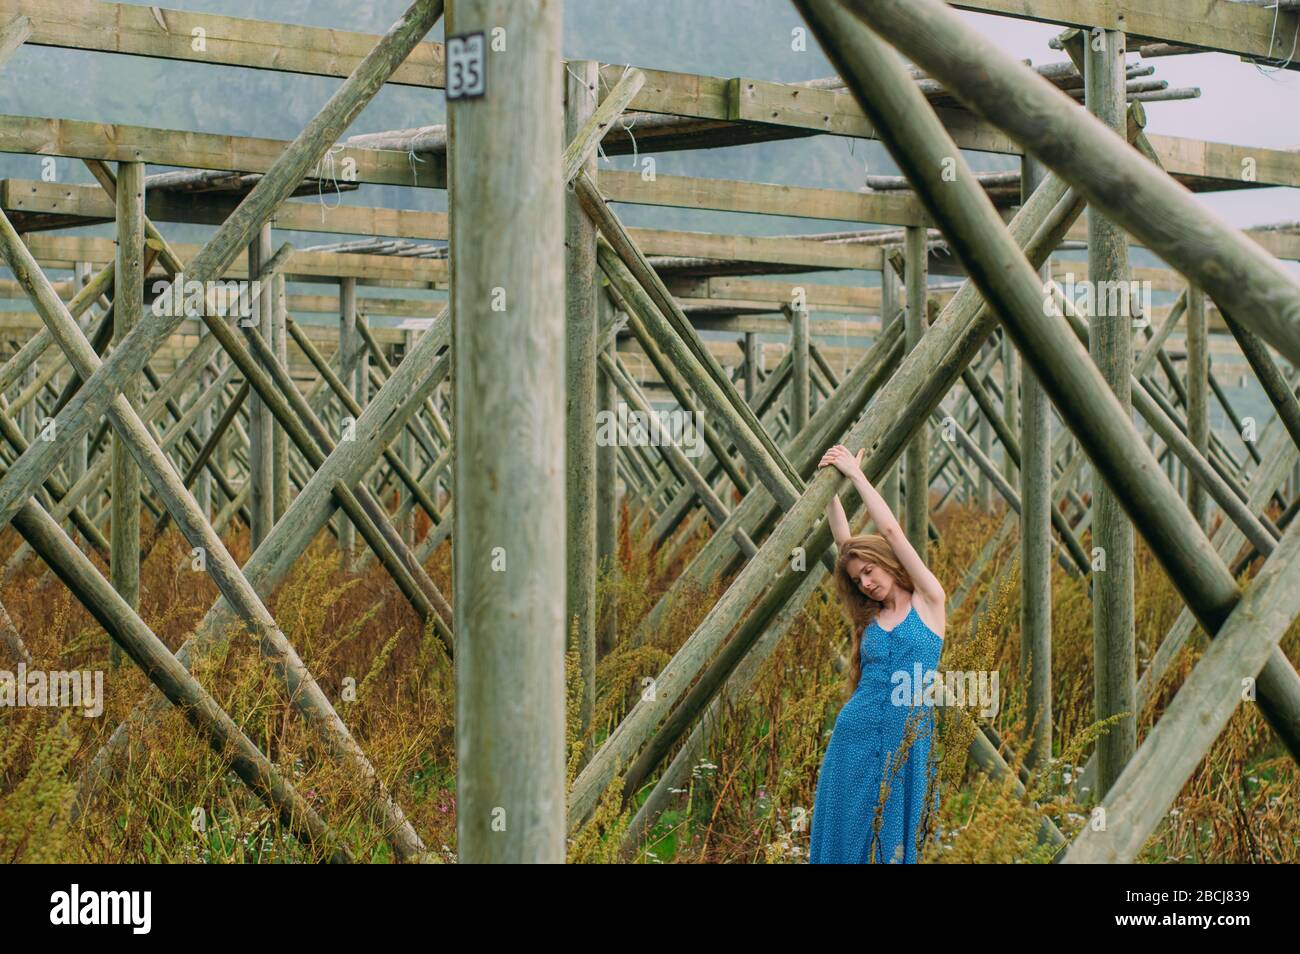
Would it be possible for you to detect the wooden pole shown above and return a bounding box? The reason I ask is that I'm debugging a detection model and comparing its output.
[196,338,214,518]
[595,320,619,657]
[743,331,760,404]
[834,0,1300,369]
[109,160,143,670]
[904,224,929,556]
[272,262,290,522]
[792,0,1300,768]
[566,59,599,749]
[1020,155,1052,772]
[571,153,1088,826]
[448,0,565,864]
[9,492,351,863]
[247,225,275,550]
[1186,284,1209,527]
[1065,512,1300,862]
[1000,329,1019,487]
[337,276,358,562]
[0,0,448,531]
[880,257,901,514]
[78,313,451,844]
[789,304,810,434]
[1085,26,1137,796]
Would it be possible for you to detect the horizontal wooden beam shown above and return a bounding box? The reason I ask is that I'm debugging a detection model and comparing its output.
[950,0,1300,68]
[0,114,443,187]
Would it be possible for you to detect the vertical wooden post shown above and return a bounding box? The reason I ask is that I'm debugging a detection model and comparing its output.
[18,364,33,441]
[69,261,91,488]
[789,304,810,434]
[338,276,358,561]
[271,261,290,522]
[1001,329,1019,486]
[449,0,566,864]
[197,334,214,518]
[904,225,928,555]
[402,328,419,546]
[215,351,231,495]
[565,58,599,748]
[1186,284,1209,528]
[1086,26,1137,795]
[1020,155,1052,772]
[977,410,992,510]
[110,160,144,669]
[880,258,901,514]
[247,224,275,549]
[596,302,619,657]
[743,331,759,404]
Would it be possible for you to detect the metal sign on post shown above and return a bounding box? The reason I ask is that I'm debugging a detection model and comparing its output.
[446,32,486,100]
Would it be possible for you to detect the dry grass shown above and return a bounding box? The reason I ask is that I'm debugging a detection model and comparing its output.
[0,495,1295,863]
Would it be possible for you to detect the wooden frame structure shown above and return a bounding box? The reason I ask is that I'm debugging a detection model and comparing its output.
[0,0,1298,863]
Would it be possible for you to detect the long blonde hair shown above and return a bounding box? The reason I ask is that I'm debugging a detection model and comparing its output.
[834,533,915,693]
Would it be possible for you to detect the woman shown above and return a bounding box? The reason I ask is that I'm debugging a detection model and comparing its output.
[807,444,946,864]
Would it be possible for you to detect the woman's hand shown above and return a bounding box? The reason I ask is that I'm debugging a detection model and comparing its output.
[819,444,866,482]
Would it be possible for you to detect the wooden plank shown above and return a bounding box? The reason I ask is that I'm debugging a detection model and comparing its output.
[19,233,449,283]
[729,75,1019,153]
[950,0,1300,67]
[1,0,448,86]
[0,114,443,187]
[601,168,925,225]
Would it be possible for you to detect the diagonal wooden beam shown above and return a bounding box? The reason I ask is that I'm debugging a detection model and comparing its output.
[0,0,446,534]
[8,481,352,862]
[569,147,1088,828]
[840,0,1300,368]
[804,0,1300,763]
[77,306,450,833]
[1065,511,1300,862]
[0,206,429,859]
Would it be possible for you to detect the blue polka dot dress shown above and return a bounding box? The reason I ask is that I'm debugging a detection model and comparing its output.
[808,603,943,864]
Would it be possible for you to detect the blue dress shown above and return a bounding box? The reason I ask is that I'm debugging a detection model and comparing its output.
[808,604,943,863]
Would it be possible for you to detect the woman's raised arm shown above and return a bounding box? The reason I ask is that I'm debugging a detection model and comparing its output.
[818,444,946,608]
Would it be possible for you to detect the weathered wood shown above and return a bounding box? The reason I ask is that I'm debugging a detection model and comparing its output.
[566,60,600,753]
[571,132,1088,827]
[271,261,290,522]
[952,0,1300,68]
[0,205,434,859]
[841,0,1300,369]
[1065,511,1300,862]
[8,489,351,862]
[903,225,929,556]
[337,276,359,561]
[800,0,1300,768]
[108,161,143,669]
[247,225,275,549]
[80,307,450,835]
[1020,155,1052,772]
[1084,26,1137,797]
[448,0,565,864]
[597,237,798,507]
[0,0,448,532]
[788,304,810,434]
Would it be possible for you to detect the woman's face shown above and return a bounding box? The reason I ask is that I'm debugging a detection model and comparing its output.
[845,556,895,603]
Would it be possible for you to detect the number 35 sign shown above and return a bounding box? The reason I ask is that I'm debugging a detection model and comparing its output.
[446,32,486,100]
